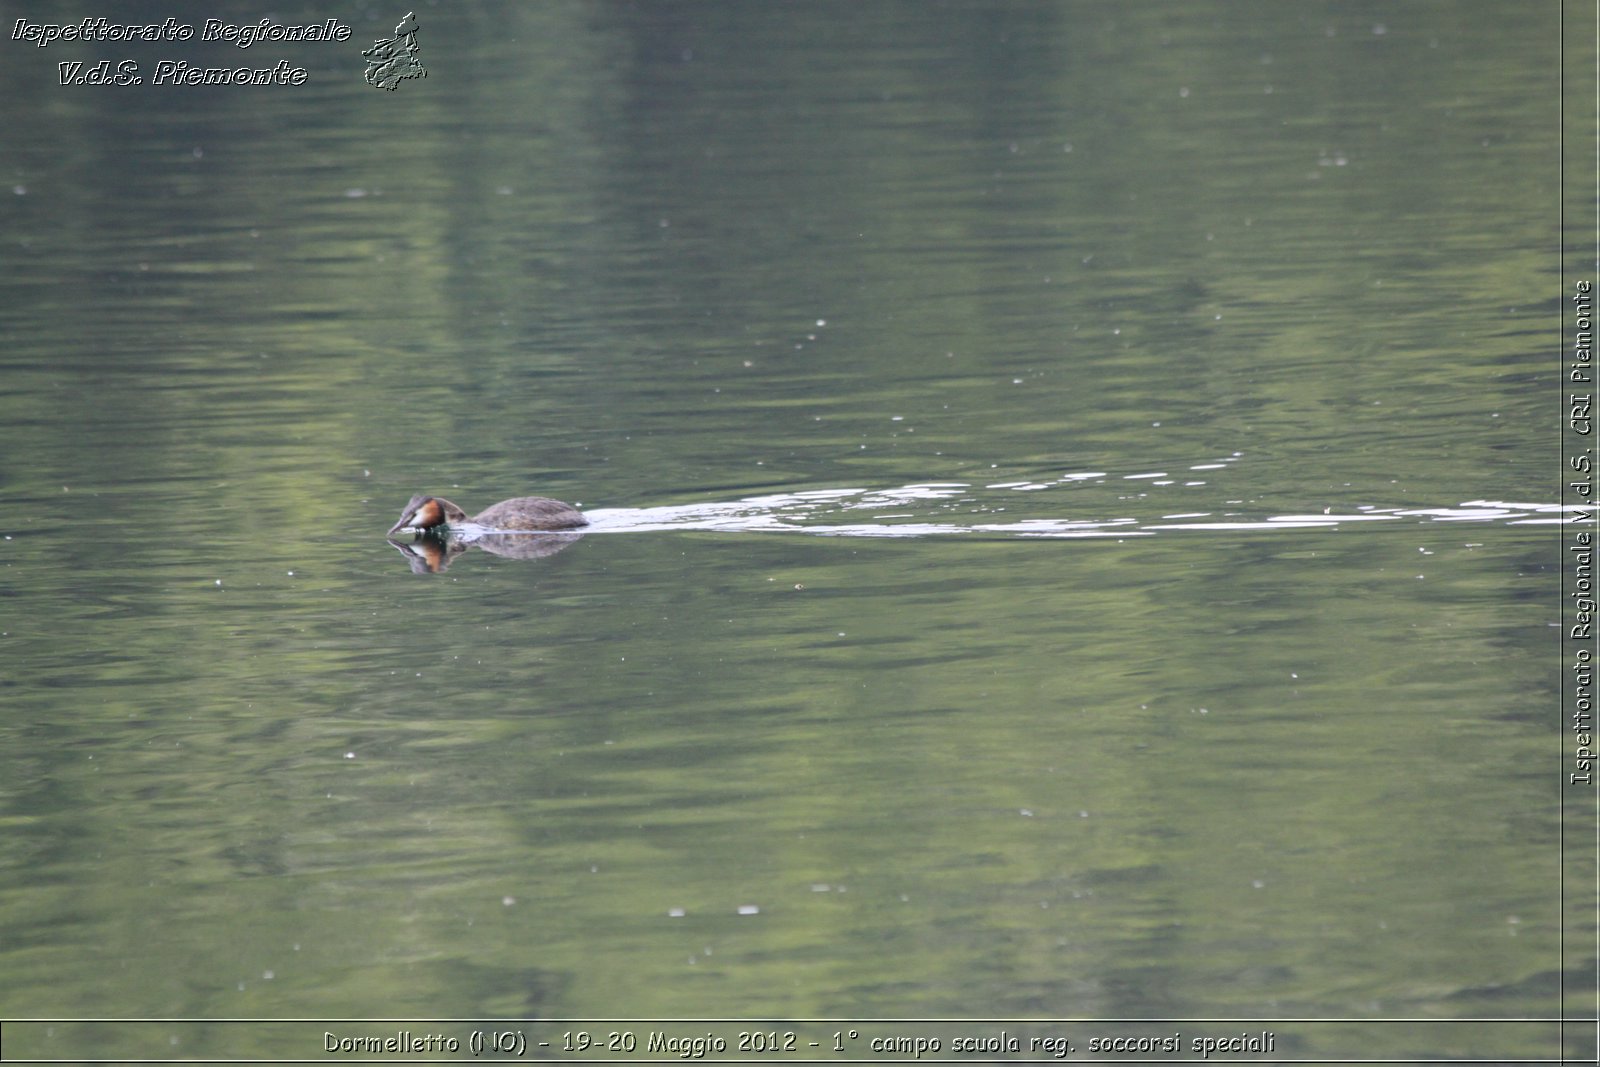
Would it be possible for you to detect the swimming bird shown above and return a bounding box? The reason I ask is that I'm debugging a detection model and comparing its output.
[388,494,587,535]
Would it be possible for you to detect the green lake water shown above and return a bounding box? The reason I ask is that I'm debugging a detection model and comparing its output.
[0,1,1591,1061]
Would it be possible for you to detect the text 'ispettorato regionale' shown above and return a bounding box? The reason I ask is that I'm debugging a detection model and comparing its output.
[13,18,353,87]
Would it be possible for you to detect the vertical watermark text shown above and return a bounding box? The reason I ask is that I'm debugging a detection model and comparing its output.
[1570,280,1596,786]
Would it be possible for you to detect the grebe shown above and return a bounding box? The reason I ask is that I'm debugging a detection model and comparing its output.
[388,494,587,535]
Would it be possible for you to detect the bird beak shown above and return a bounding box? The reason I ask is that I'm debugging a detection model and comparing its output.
[388,494,429,535]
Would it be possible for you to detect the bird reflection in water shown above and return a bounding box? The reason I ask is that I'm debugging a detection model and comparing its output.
[387,529,584,572]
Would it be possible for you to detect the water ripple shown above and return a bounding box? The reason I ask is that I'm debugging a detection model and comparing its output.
[577,464,1589,540]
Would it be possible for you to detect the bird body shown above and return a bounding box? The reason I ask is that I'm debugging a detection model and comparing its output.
[388,494,587,535]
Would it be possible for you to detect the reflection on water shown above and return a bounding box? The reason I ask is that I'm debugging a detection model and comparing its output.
[387,530,585,572]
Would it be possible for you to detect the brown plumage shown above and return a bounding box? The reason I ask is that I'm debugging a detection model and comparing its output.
[388,494,587,535]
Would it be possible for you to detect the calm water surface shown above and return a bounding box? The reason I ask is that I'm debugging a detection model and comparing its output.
[0,1,1583,1060]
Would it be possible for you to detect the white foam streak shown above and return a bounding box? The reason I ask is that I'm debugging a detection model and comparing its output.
[569,474,1588,540]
